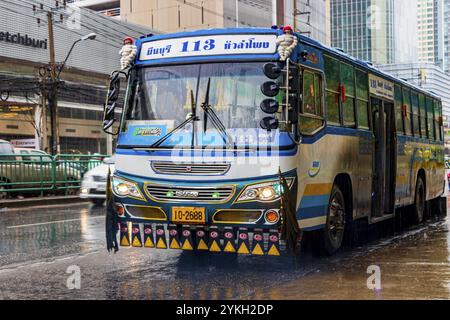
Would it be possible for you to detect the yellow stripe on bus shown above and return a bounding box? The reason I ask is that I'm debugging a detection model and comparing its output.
[303,183,333,196]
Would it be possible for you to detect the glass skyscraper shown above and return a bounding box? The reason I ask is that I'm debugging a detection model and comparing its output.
[444,0,450,73]
[330,0,417,65]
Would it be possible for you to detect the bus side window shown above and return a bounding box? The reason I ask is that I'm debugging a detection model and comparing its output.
[341,62,356,126]
[434,100,441,141]
[356,69,369,129]
[402,88,412,136]
[419,94,427,138]
[411,92,420,137]
[426,97,435,140]
[299,70,324,135]
[324,55,340,125]
[394,84,404,134]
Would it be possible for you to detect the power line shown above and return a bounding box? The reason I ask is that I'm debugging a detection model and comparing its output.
[18,0,148,41]
[0,0,122,49]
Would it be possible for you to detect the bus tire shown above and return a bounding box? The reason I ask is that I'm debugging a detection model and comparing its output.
[412,176,425,224]
[322,184,346,255]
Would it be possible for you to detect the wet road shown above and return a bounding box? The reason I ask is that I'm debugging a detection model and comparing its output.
[0,203,449,300]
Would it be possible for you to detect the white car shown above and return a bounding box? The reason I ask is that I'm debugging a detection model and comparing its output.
[80,156,115,205]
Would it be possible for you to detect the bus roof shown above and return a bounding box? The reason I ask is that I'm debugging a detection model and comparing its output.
[297,33,442,101]
[136,27,441,101]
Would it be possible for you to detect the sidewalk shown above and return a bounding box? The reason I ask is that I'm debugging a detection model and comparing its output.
[0,196,89,210]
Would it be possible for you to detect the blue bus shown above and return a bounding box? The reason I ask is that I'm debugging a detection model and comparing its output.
[103,27,445,256]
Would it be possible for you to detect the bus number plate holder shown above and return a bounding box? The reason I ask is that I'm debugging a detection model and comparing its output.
[172,207,206,224]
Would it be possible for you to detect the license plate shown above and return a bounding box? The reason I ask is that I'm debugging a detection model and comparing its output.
[171,207,206,224]
[97,186,106,192]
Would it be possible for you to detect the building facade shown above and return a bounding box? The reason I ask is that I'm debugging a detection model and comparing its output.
[417,0,445,69]
[330,0,418,65]
[379,63,450,152]
[72,0,331,45]
[444,0,450,73]
[0,0,152,154]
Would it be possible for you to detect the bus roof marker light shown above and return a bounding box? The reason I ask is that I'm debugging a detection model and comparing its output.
[300,50,308,61]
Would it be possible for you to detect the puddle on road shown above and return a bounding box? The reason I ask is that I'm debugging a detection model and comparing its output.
[0,204,104,267]
[257,217,450,300]
[1,205,450,300]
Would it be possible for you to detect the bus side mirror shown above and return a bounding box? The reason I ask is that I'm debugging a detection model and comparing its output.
[103,70,127,135]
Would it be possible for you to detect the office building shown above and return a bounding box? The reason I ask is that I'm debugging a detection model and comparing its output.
[0,0,152,154]
[330,0,418,65]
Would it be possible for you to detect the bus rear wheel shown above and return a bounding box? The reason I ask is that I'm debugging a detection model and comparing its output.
[413,176,425,224]
[322,184,346,255]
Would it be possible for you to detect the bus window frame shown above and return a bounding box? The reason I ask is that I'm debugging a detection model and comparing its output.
[340,61,357,128]
[355,68,370,130]
[402,86,413,136]
[433,99,442,141]
[394,84,404,135]
[425,96,435,140]
[298,66,326,136]
[324,54,341,126]
[411,91,420,138]
[418,93,426,139]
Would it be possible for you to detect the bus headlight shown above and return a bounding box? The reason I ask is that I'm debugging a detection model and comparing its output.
[112,176,144,200]
[236,179,294,203]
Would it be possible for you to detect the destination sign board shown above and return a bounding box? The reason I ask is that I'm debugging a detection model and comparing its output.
[369,74,394,101]
[139,34,277,61]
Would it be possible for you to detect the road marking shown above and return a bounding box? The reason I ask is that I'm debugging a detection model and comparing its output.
[6,216,105,229]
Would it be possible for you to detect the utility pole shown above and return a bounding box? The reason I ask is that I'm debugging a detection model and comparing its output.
[293,0,312,36]
[33,2,67,154]
[235,0,239,27]
[46,11,60,154]
[272,0,285,26]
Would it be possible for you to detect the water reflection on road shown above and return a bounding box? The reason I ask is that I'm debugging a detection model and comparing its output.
[0,203,449,299]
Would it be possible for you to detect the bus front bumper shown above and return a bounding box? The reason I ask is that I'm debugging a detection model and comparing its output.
[110,171,297,255]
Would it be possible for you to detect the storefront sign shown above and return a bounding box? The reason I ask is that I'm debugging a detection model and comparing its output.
[139,34,277,61]
[0,32,47,50]
[369,74,394,101]
[11,139,35,148]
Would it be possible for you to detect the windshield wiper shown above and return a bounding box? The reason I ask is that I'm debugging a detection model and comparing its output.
[190,90,198,149]
[200,78,236,149]
[150,90,199,149]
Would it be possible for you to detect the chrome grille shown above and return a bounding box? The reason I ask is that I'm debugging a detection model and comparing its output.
[151,161,230,175]
[146,184,235,203]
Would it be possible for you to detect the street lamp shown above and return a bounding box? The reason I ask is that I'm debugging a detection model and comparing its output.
[57,33,97,78]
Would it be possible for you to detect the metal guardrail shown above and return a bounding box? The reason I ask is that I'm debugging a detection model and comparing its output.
[0,154,108,198]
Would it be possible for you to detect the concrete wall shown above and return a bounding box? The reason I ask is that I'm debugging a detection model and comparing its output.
[120,0,225,33]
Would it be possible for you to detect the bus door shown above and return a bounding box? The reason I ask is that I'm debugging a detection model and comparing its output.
[371,97,395,216]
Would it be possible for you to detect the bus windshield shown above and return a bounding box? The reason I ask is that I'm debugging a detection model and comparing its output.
[123,62,287,149]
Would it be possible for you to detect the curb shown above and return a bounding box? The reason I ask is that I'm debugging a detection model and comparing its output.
[0,196,89,210]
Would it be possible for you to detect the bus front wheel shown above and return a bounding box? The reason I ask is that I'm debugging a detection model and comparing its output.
[322,184,346,255]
